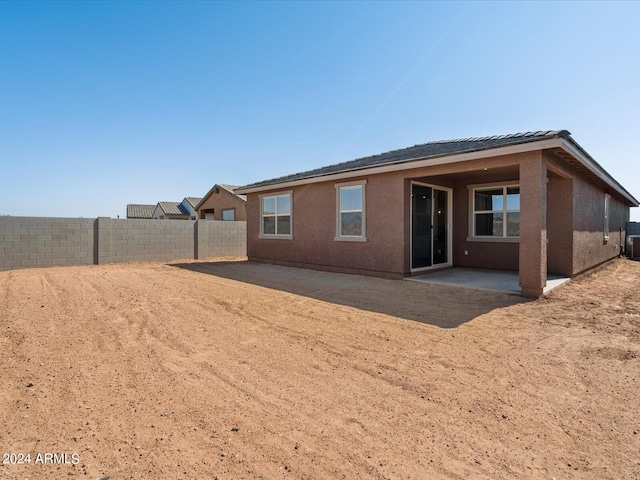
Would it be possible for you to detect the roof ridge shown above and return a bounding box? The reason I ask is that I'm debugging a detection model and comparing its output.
[330,130,567,165]
[238,130,571,191]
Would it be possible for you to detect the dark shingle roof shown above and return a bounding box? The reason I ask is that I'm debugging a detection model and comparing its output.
[126,204,155,219]
[235,130,639,205]
[239,130,569,190]
[157,201,190,216]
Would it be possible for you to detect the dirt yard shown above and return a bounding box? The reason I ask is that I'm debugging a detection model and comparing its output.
[0,258,639,479]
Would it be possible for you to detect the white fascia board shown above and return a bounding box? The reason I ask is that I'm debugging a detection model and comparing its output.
[236,138,564,195]
[560,139,639,206]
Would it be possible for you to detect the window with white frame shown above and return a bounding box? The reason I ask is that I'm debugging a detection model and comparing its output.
[473,185,520,238]
[335,181,366,240]
[222,208,235,221]
[261,192,292,237]
[604,193,610,241]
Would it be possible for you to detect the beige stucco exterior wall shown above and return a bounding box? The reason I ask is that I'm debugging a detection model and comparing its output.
[571,172,628,274]
[197,190,247,221]
[246,173,406,278]
[546,172,574,276]
[400,153,530,273]
[247,152,534,278]
[518,151,547,297]
[244,149,633,291]
[451,172,520,272]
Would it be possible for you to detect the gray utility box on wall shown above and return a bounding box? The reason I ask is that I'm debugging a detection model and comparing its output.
[627,235,640,260]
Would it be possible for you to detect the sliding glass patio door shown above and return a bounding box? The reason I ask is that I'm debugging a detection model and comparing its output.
[411,183,451,270]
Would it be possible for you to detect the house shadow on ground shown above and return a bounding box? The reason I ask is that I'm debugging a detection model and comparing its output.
[171,260,528,329]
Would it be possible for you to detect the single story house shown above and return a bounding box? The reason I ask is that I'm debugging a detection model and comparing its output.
[126,204,155,219]
[181,197,202,220]
[132,198,202,220]
[152,201,192,220]
[195,184,247,221]
[235,130,639,297]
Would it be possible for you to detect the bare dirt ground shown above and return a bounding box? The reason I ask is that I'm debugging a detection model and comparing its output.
[0,258,639,480]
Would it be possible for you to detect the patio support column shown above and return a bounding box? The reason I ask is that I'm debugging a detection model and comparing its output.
[519,153,547,297]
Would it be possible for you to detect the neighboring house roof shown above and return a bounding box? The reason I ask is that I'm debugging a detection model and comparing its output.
[157,201,190,216]
[235,130,638,206]
[127,204,155,219]
[194,184,247,211]
[184,197,203,209]
[218,184,247,202]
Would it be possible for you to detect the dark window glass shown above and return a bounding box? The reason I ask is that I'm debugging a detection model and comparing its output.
[341,212,362,236]
[475,189,503,211]
[475,213,503,236]
[263,217,275,235]
[474,186,519,237]
[506,212,520,236]
[262,194,291,236]
[277,215,291,235]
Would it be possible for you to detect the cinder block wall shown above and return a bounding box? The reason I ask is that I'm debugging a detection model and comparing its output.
[196,220,246,258]
[98,218,196,264]
[0,217,247,272]
[0,216,95,271]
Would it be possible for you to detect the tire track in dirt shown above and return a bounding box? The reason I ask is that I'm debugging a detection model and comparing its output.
[150,266,576,480]
[147,268,422,477]
[151,266,447,477]
[60,266,365,477]
[1,259,639,479]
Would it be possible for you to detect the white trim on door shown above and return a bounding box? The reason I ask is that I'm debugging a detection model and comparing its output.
[410,181,453,272]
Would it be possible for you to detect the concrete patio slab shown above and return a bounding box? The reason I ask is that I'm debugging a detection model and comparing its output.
[407,267,570,295]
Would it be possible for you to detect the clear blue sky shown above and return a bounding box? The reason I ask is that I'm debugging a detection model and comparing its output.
[1,1,639,220]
